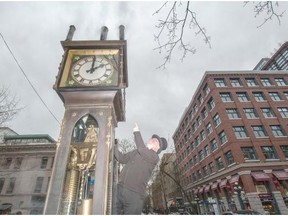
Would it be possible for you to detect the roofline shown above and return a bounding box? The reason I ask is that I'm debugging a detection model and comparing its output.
[4,134,56,143]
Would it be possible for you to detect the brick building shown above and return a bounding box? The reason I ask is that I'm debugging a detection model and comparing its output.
[173,71,288,214]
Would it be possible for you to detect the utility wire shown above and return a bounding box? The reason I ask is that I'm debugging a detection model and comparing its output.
[0,33,61,125]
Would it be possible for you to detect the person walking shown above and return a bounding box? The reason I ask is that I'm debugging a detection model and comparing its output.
[113,123,168,214]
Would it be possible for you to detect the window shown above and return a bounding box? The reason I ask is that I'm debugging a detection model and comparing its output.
[244,108,258,119]
[204,145,210,157]
[207,97,215,110]
[210,139,218,151]
[225,151,234,165]
[0,158,12,169]
[193,104,198,113]
[13,157,23,169]
[252,125,268,138]
[0,178,4,194]
[261,146,278,159]
[41,157,48,169]
[270,125,286,137]
[200,130,206,141]
[261,78,272,86]
[269,92,282,101]
[193,155,198,164]
[214,78,226,87]
[201,108,208,119]
[198,94,204,104]
[237,92,249,102]
[190,142,195,151]
[233,126,249,138]
[278,107,288,118]
[213,113,221,127]
[218,130,228,145]
[195,136,200,146]
[220,92,233,102]
[192,123,196,133]
[34,177,44,193]
[31,195,46,209]
[197,116,202,126]
[196,170,202,179]
[253,92,266,101]
[202,166,208,177]
[216,157,224,170]
[6,177,16,194]
[284,91,288,100]
[230,78,242,87]
[246,78,258,86]
[206,122,213,134]
[261,107,275,118]
[275,78,287,86]
[199,150,204,161]
[226,108,240,119]
[208,162,215,174]
[203,84,210,95]
[241,147,258,160]
[280,145,288,158]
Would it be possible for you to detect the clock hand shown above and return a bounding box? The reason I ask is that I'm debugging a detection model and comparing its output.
[87,64,105,74]
[86,56,96,73]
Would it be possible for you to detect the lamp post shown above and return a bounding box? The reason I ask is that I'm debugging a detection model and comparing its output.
[233,182,244,210]
[194,195,200,215]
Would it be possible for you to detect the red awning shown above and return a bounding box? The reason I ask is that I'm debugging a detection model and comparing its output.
[199,187,204,193]
[211,182,218,190]
[273,172,288,180]
[252,173,270,181]
[229,175,240,185]
[219,179,228,188]
[204,185,210,192]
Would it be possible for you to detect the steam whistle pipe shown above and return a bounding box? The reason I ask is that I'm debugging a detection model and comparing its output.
[66,25,76,41]
[119,25,125,40]
[100,26,108,40]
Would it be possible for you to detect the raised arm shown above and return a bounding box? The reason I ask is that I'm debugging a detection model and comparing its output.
[133,124,159,164]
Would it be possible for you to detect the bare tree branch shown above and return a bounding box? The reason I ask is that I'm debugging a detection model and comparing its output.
[153,1,211,69]
[244,1,286,28]
[0,86,22,126]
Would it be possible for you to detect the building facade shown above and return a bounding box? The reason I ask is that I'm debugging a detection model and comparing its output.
[0,128,56,214]
[173,71,288,214]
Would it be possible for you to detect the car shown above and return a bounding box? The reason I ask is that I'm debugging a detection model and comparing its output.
[222,210,262,215]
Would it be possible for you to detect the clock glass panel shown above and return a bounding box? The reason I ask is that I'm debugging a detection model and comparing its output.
[60,49,119,87]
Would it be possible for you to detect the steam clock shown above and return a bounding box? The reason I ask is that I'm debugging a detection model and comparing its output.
[44,25,128,215]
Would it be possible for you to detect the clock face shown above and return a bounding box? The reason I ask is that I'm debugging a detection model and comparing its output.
[71,55,114,86]
[59,49,119,87]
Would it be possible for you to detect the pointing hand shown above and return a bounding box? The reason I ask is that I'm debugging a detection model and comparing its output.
[133,123,139,132]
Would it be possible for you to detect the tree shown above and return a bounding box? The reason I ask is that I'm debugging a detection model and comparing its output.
[0,86,21,126]
[154,1,286,69]
[244,1,286,28]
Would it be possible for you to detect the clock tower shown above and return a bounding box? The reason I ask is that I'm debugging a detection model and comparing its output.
[44,25,128,215]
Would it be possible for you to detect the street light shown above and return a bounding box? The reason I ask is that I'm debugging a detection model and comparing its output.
[194,195,200,215]
[233,182,244,210]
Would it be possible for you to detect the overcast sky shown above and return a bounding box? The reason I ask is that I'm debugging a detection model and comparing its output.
[1,1,288,150]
